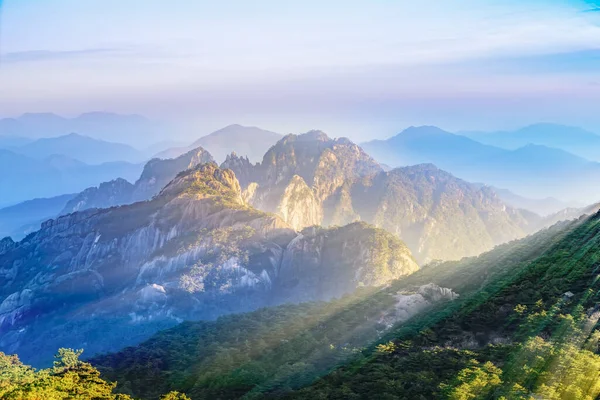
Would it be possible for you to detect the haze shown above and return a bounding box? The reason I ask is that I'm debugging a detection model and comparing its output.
[1,0,600,141]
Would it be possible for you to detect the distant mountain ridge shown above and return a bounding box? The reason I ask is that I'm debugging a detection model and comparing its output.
[60,147,214,214]
[10,133,145,164]
[461,123,600,161]
[490,186,581,216]
[60,128,545,262]
[0,194,77,240]
[0,148,142,207]
[362,125,600,202]
[155,124,282,163]
[0,112,164,146]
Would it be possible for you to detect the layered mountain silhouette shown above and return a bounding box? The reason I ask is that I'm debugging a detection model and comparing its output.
[10,133,145,164]
[0,163,418,366]
[490,186,581,216]
[223,131,536,262]
[0,112,163,145]
[155,124,282,163]
[462,123,600,161]
[362,125,600,202]
[0,149,142,207]
[29,127,600,263]
[60,147,215,214]
[0,194,76,240]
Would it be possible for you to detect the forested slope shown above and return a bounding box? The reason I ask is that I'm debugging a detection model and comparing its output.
[92,214,586,399]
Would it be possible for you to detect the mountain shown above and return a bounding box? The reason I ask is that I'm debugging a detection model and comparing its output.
[60,147,215,214]
[143,140,187,157]
[0,163,418,367]
[156,124,282,163]
[0,135,32,148]
[362,125,600,202]
[537,200,600,230]
[0,149,142,207]
[0,112,164,146]
[0,194,76,240]
[285,213,600,399]
[223,131,536,262]
[91,210,585,400]
[60,179,135,215]
[462,123,600,161]
[490,187,579,216]
[13,133,145,164]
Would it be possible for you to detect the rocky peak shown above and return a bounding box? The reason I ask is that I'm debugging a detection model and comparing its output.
[0,237,15,256]
[260,131,381,187]
[131,146,214,202]
[297,130,330,142]
[60,178,134,215]
[159,162,243,205]
[243,132,381,230]
[220,152,258,188]
[60,146,216,215]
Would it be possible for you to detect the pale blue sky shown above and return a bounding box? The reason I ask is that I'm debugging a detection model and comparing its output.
[1,0,600,140]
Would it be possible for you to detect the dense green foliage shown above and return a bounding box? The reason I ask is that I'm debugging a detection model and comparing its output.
[7,210,600,399]
[0,348,133,399]
[89,215,585,399]
[0,348,191,399]
[93,289,390,399]
[288,213,600,399]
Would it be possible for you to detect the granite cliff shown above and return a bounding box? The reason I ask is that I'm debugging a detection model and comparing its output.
[0,163,418,366]
[222,132,536,263]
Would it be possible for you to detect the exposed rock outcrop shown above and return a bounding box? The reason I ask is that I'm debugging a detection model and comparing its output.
[60,146,214,215]
[60,178,134,214]
[226,131,381,231]
[222,132,535,263]
[0,164,418,366]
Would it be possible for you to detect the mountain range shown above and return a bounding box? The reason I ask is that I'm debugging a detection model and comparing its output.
[490,187,580,216]
[4,118,600,399]
[0,163,418,367]
[0,112,164,146]
[56,130,543,263]
[91,206,594,399]
[60,147,215,214]
[223,131,538,262]
[462,123,600,162]
[0,194,76,240]
[362,125,600,202]
[7,133,146,165]
[0,149,142,207]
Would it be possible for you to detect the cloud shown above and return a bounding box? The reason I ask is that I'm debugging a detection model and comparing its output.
[583,7,600,12]
[1,48,123,63]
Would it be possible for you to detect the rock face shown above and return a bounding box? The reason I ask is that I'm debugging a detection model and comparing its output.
[60,178,134,214]
[277,223,419,303]
[224,131,382,231]
[0,163,418,366]
[378,283,459,328]
[131,146,214,202]
[60,146,214,214]
[349,164,534,262]
[223,132,535,263]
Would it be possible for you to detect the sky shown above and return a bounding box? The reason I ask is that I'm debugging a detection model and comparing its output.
[1,0,600,141]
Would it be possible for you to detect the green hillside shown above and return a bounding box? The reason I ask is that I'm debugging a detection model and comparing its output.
[89,213,592,399]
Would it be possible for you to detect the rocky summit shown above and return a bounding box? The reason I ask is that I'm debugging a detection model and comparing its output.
[0,163,418,366]
[222,132,536,263]
[60,146,215,215]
